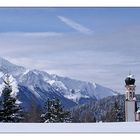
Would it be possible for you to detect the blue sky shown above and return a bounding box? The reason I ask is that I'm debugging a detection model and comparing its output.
[0,8,140,93]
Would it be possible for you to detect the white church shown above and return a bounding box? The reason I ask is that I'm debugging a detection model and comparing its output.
[125,74,140,121]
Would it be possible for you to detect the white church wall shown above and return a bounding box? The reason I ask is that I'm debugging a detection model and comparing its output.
[125,101,136,121]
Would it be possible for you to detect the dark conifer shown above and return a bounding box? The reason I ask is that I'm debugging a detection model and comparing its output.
[41,98,72,123]
[0,74,23,122]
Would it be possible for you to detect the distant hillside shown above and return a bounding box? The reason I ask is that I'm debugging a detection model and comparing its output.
[70,94,140,122]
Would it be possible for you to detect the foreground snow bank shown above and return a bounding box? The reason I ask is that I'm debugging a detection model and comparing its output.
[0,122,140,133]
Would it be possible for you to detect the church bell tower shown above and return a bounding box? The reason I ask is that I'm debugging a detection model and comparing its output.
[125,74,136,121]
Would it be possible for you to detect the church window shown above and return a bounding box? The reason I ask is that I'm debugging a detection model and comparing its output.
[130,92,133,98]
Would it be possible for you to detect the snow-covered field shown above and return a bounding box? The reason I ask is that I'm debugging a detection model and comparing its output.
[0,122,140,133]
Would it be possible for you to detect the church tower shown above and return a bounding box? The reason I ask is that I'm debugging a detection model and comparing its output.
[125,74,136,121]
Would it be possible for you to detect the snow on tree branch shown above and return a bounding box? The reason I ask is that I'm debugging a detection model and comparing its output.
[0,74,19,98]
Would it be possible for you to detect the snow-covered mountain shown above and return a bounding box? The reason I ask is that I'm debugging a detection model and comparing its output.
[0,57,119,110]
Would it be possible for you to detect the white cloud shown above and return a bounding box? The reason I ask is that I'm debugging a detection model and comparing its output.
[0,27,140,93]
[58,16,93,35]
[0,32,63,37]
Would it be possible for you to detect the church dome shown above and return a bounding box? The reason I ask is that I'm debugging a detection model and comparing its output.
[125,74,135,85]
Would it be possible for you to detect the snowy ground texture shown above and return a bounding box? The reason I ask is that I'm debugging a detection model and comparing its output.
[0,122,140,133]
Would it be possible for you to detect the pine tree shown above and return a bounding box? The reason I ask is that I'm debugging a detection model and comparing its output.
[0,74,23,122]
[41,98,72,123]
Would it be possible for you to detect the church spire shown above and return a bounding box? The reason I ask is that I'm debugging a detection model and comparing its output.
[125,73,136,122]
[129,70,131,76]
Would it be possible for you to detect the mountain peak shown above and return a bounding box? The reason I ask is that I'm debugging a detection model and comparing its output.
[0,57,26,76]
[0,57,118,109]
[0,57,12,65]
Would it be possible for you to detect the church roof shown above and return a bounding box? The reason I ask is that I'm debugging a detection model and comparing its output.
[127,74,135,79]
[136,101,140,112]
[125,74,135,85]
[137,109,140,113]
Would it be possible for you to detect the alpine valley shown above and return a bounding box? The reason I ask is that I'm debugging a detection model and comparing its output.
[0,57,119,111]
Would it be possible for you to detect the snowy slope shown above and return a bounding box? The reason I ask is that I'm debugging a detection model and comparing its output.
[50,75,117,100]
[0,122,140,133]
[0,57,119,109]
[0,57,26,76]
